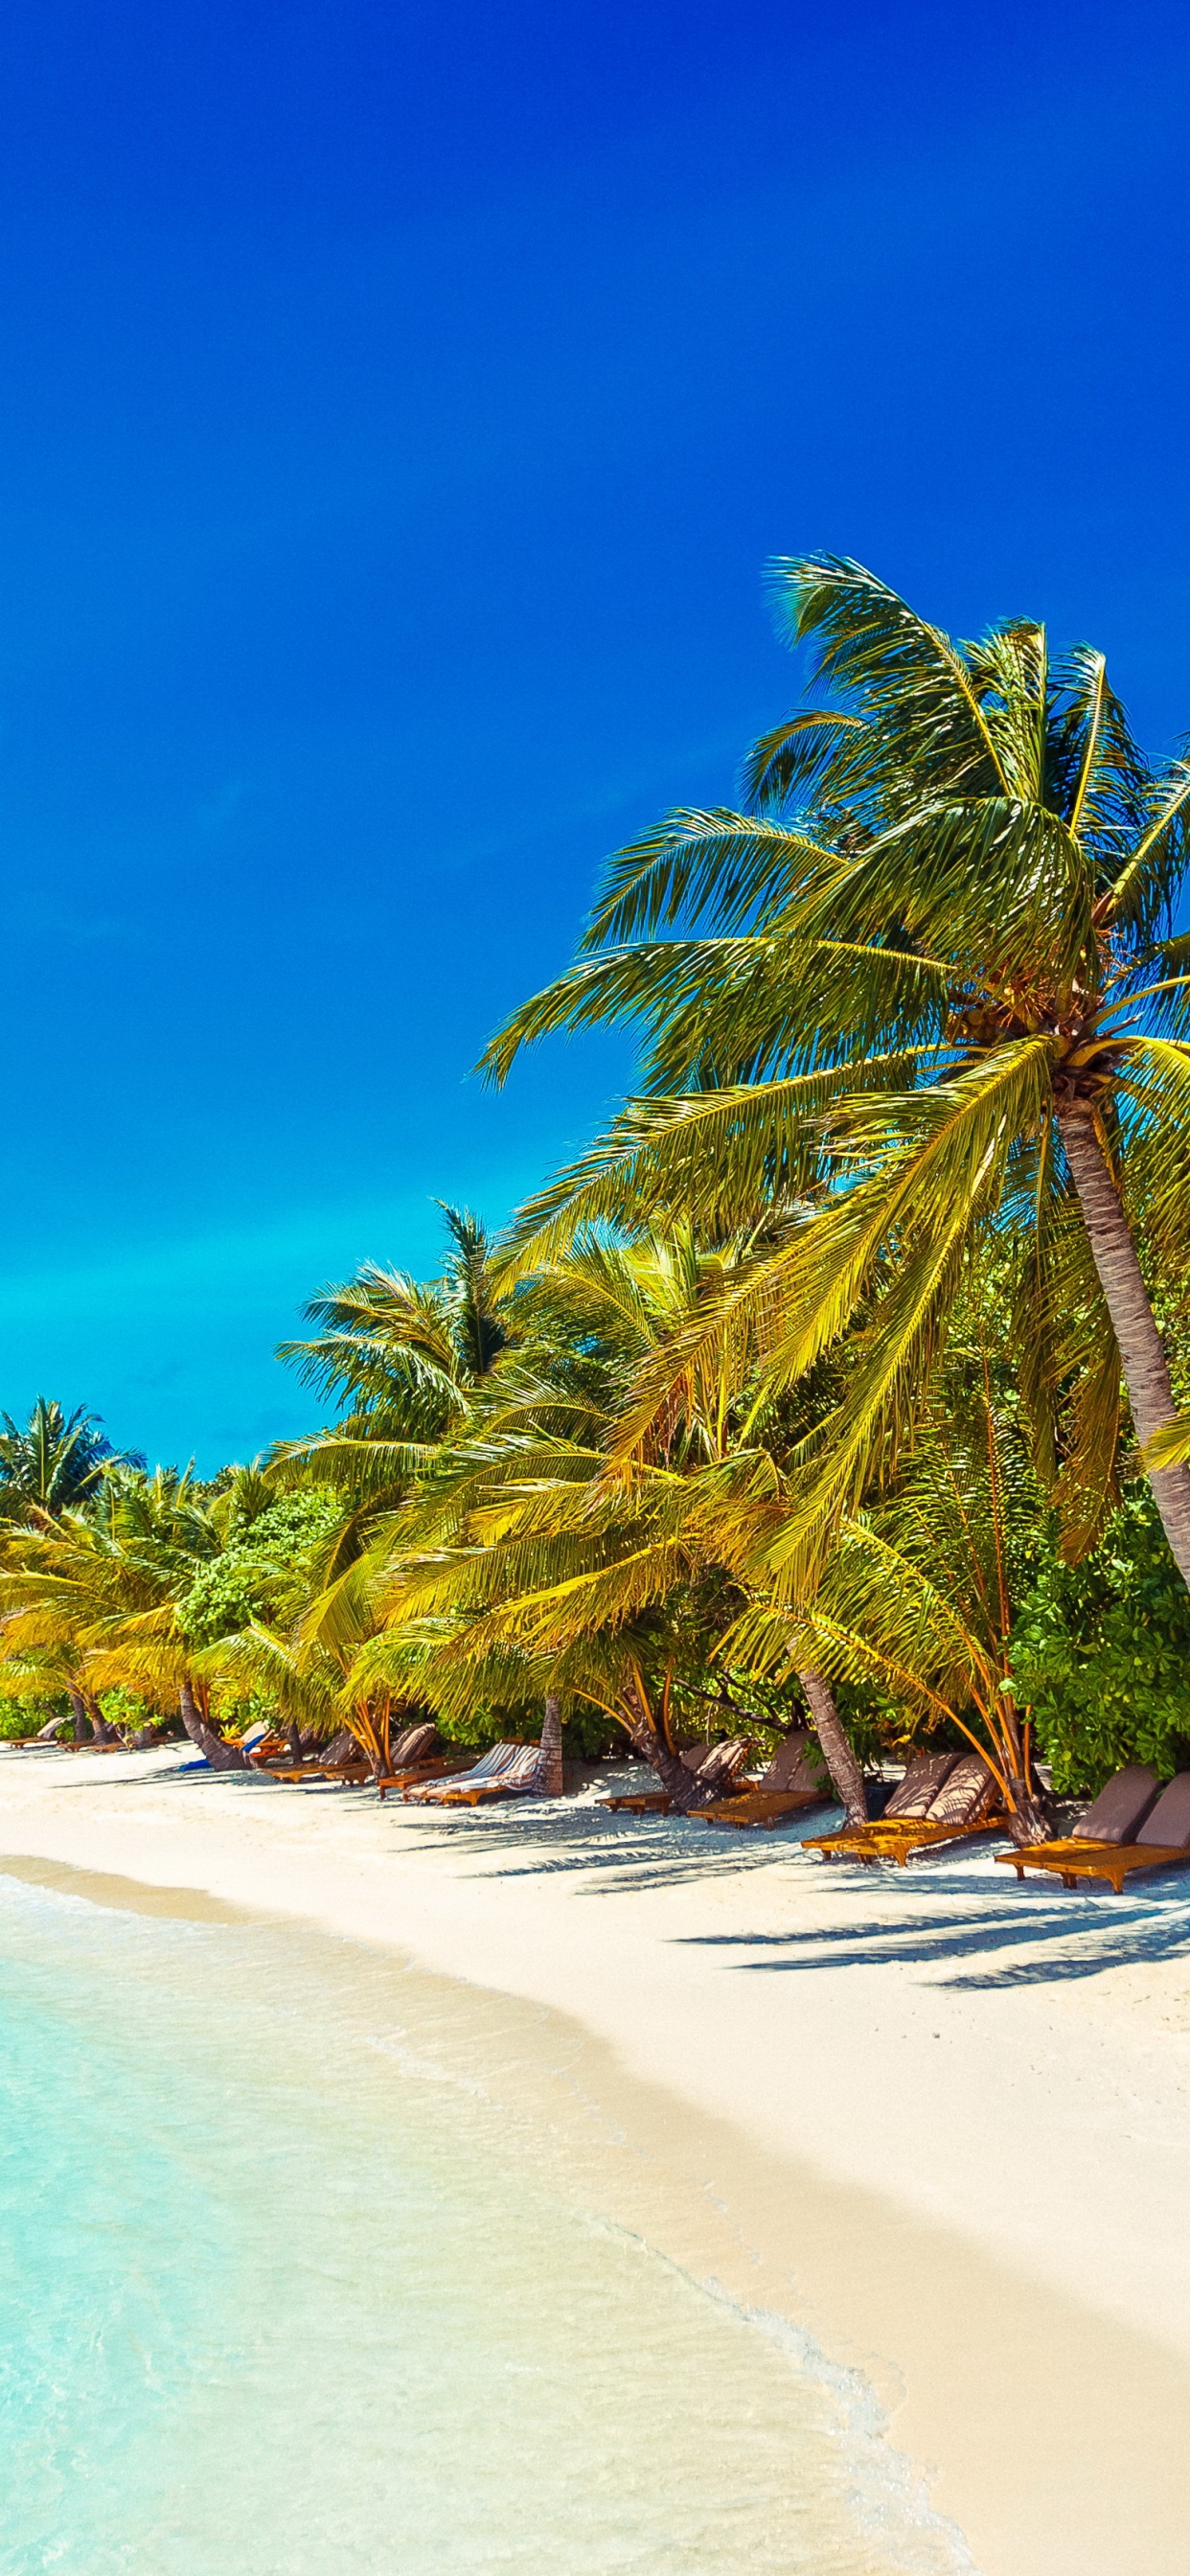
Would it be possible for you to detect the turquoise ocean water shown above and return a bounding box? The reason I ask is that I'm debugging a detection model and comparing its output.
[0,1869,971,2576]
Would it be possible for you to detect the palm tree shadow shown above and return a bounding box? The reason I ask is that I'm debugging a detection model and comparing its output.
[37,1757,281,1791]
[385,1798,813,1890]
[682,1868,1190,1988]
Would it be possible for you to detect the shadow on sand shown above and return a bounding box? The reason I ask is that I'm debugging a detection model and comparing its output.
[27,1752,1190,1989]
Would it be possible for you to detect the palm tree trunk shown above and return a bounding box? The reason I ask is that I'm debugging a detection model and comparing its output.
[67,1687,90,1743]
[1058,1102,1190,1587]
[623,1698,708,1811]
[84,1692,120,1744]
[534,1691,565,1796]
[1002,1770,1053,1846]
[797,1667,868,1823]
[636,1730,710,1812]
[179,1676,249,1770]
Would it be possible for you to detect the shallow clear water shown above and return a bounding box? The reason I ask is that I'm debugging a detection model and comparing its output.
[0,1872,970,2575]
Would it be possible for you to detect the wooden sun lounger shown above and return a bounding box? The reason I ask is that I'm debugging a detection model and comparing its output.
[255,1722,443,1791]
[602,1788,676,1813]
[254,1760,338,1783]
[699,1788,827,1831]
[376,1756,455,1801]
[431,1767,540,1806]
[995,1838,1190,1896]
[808,1810,1008,1866]
[602,1738,751,1816]
[425,1744,541,1807]
[805,1750,1002,1865]
[253,1755,446,1791]
[995,1767,1190,1895]
[698,1729,830,1829]
[257,1755,378,1785]
[403,1742,538,1806]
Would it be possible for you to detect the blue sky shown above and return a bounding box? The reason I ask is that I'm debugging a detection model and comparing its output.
[4,0,1190,1466]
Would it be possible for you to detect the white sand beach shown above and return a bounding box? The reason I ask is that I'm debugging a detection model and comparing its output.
[5,1744,1190,2576]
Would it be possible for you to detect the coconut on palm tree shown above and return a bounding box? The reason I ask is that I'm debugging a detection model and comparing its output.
[484,557,1190,1598]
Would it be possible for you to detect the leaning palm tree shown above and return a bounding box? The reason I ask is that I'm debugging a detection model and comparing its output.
[484,558,1190,1589]
[732,1327,1054,1839]
[370,1225,867,1816]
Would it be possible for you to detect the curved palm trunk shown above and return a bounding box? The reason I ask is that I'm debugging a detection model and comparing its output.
[179,1676,249,1770]
[623,1686,710,1812]
[84,1692,120,1745]
[796,1668,867,1824]
[67,1687,89,1744]
[1058,1104,1190,1587]
[635,1730,712,1812]
[534,1691,565,1796]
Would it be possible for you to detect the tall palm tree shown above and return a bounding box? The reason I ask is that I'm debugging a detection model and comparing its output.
[484,558,1190,1589]
[0,1399,136,1524]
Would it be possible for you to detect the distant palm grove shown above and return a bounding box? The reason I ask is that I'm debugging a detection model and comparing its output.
[6,560,1190,1842]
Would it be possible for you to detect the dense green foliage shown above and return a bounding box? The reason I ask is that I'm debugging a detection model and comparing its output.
[178,1488,340,1648]
[1013,1493,1190,1791]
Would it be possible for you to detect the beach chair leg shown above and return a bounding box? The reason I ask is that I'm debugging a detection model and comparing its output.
[1061,1873,1077,1889]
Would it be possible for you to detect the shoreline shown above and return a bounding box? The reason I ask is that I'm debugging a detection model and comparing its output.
[5,1744,1190,2573]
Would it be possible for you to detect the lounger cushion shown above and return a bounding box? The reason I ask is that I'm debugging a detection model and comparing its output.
[760,1732,828,1795]
[923,1754,995,1828]
[1136,1771,1190,1849]
[883,1753,960,1819]
[389,1720,437,1768]
[1074,1764,1160,1845]
[413,1742,537,1803]
[695,1738,747,1790]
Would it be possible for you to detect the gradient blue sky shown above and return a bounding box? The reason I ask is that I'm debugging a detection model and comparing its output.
[5,0,1190,1466]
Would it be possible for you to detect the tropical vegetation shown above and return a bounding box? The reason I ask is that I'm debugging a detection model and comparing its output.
[3,559,1189,1835]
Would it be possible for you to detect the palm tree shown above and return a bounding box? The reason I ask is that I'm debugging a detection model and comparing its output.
[0,1399,136,1525]
[270,1205,516,1572]
[0,1469,250,1768]
[369,1227,866,1815]
[484,557,1190,1591]
[732,1319,1054,1838]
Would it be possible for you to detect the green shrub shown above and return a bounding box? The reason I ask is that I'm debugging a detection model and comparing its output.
[0,1698,60,1740]
[1011,1489,1190,1793]
[179,1488,341,1648]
